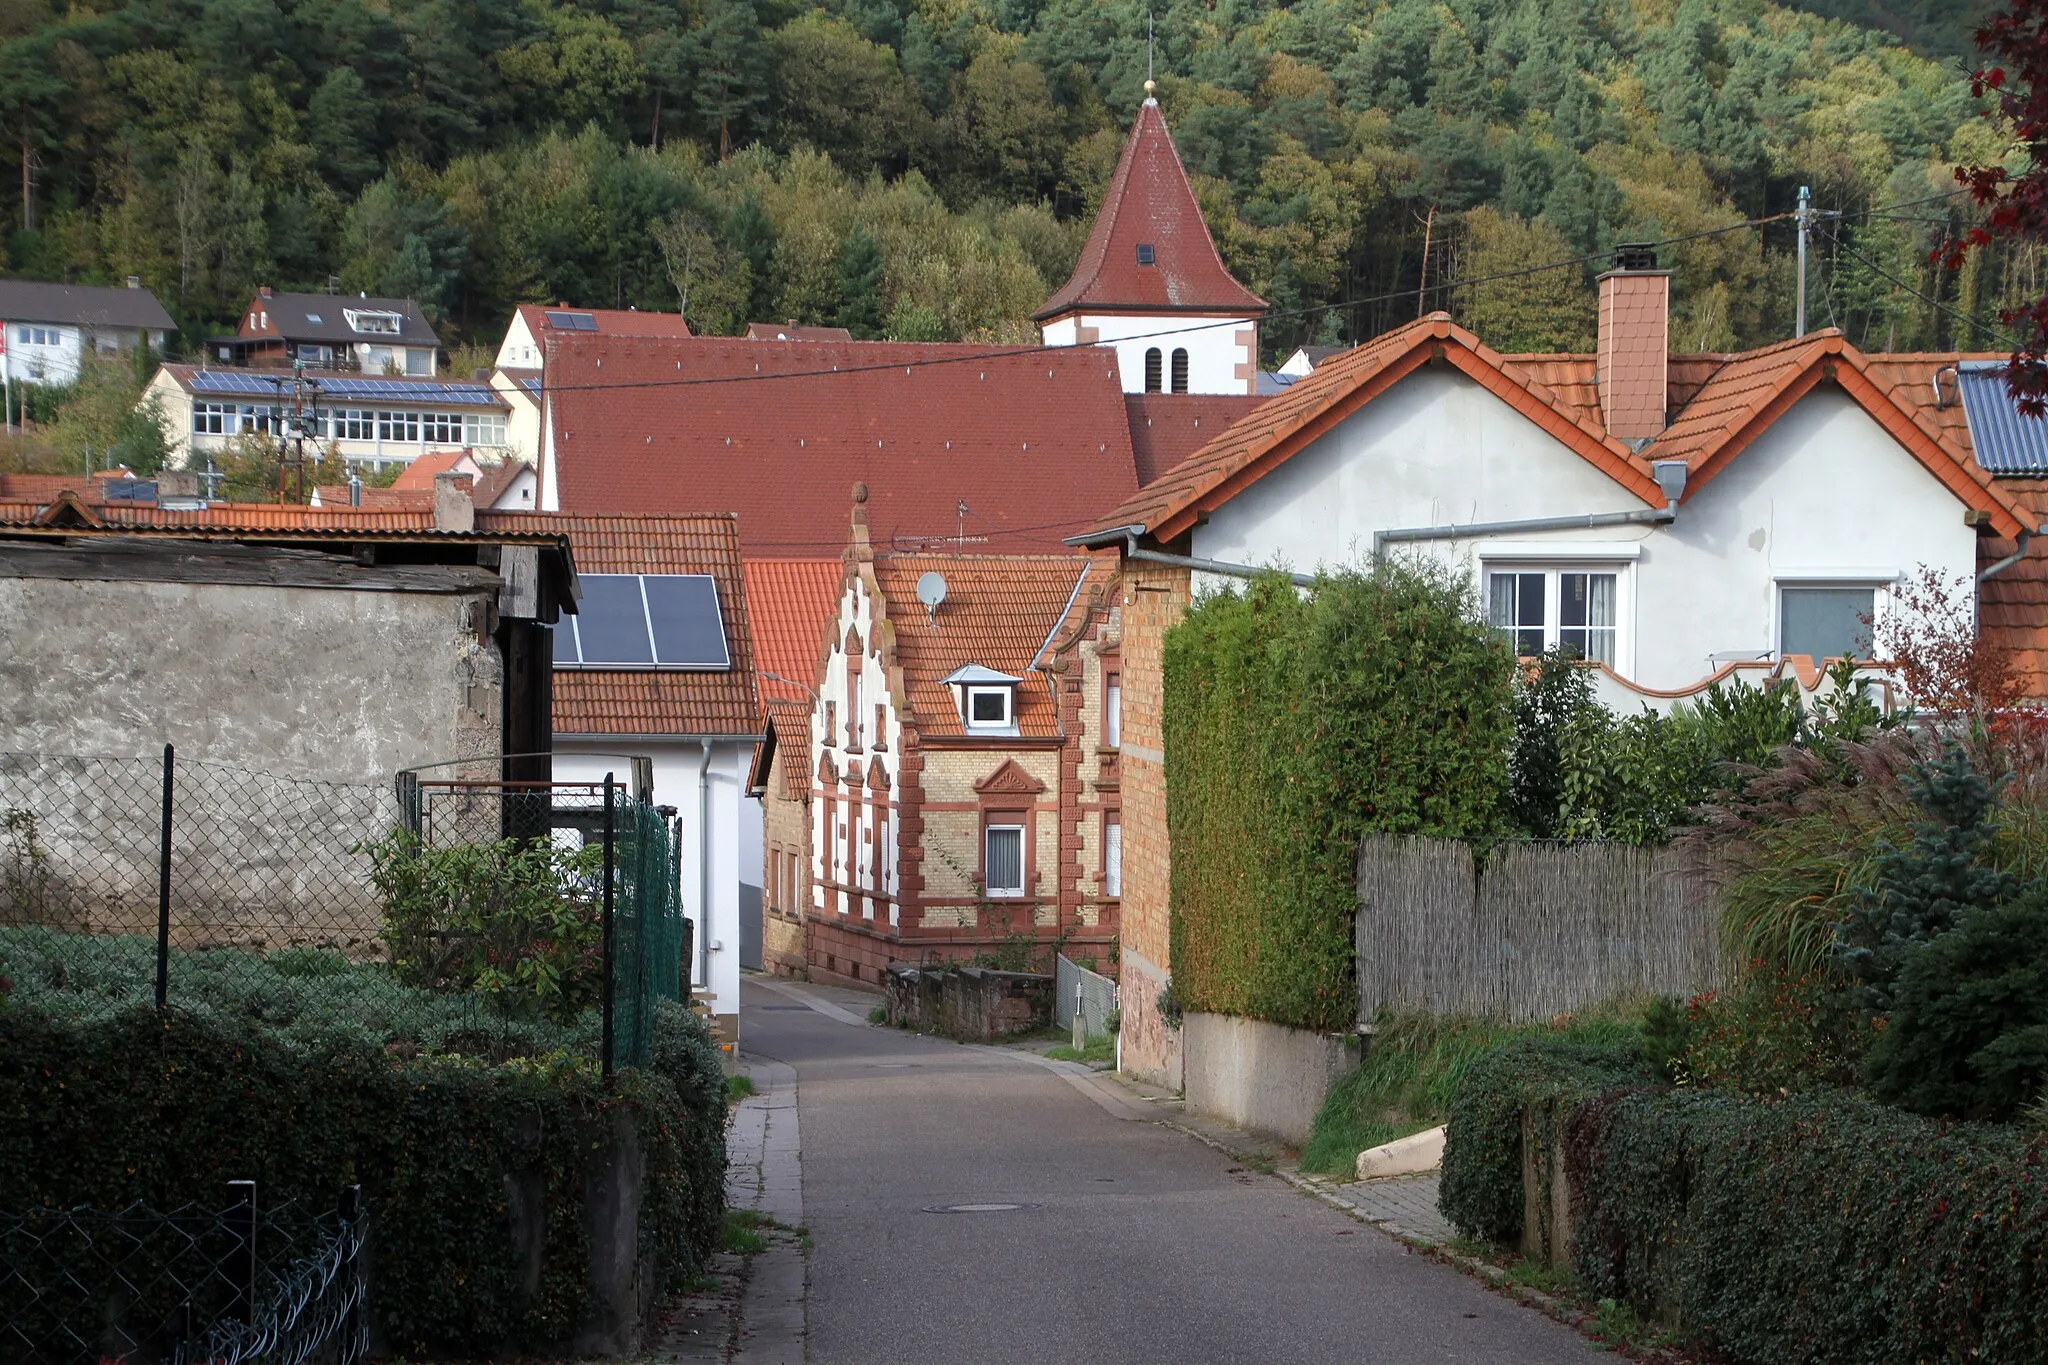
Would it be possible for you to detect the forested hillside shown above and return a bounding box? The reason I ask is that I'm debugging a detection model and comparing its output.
[0,0,2028,359]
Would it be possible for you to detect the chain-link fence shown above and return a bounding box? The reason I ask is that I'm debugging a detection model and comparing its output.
[0,749,689,1074]
[0,1184,367,1365]
[1055,953,1119,1047]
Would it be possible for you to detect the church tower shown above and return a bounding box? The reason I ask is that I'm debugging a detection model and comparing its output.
[1035,83,1267,396]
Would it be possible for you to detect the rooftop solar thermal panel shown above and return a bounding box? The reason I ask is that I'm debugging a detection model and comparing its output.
[575,575,656,665]
[643,574,731,668]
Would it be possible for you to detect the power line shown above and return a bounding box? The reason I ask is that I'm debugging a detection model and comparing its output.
[1823,221,2020,350]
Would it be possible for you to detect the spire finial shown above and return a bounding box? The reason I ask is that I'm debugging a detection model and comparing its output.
[1145,11,1156,104]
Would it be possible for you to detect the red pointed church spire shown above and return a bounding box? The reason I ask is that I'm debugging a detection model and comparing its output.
[1034,90,1267,322]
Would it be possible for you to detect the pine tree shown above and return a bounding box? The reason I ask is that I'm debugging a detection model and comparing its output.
[1837,742,2017,1013]
[833,228,885,339]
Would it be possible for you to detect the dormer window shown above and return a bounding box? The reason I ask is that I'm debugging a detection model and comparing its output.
[1136,243,1156,265]
[345,309,403,335]
[944,665,1023,735]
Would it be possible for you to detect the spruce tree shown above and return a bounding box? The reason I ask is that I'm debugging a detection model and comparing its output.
[834,228,886,340]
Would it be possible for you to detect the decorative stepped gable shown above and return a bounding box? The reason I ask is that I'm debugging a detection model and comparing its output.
[1036,85,1267,397]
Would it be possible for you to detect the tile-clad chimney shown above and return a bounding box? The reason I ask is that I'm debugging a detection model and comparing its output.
[1596,244,1670,445]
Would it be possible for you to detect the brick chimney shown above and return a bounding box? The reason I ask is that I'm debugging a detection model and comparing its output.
[1596,244,1670,445]
[433,471,475,532]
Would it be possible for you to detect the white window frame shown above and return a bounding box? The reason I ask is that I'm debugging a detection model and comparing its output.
[421,411,463,445]
[965,685,1013,730]
[984,823,1026,898]
[1104,675,1121,749]
[345,309,403,335]
[464,411,507,447]
[1774,575,1892,663]
[1480,557,1633,673]
[1103,814,1122,899]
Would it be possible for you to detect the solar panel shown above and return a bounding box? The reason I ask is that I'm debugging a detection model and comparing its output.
[644,574,731,668]
[575,575,657,665]
[546,311,598,331]
[1958,363,2048,473]
[552,618,581,666]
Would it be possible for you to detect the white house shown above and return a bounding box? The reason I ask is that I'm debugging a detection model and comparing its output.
[148,365,515,474]
[0,279,175,387]
[1033,86,1266,397]
[520,512,762,1042]
[491,305,693,459]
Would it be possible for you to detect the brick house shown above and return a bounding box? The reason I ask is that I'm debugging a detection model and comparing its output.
[769,488,1122,988]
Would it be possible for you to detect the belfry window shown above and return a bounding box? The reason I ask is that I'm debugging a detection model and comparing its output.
[1144,348,1163,393]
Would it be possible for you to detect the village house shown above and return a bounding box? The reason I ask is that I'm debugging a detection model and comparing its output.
[0,279,175,387]
[147,364,515,474]
[747,488,1120,987]
[490,304,694,459]
[210,288,441,375]
[308,449,536,513]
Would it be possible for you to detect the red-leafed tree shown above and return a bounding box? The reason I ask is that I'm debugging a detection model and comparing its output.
[1949,2,2048,412]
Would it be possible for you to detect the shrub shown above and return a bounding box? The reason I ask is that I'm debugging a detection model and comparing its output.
[1163,565,1513,1031]
[364,831,605,1022]
[1864,885,2048,1120]
[1674,962,1867,1095]
[1837,741,2017,1013]
[0,997,725,1356]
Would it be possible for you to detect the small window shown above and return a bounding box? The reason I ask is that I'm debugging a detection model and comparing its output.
[966,687,1012,728]
[1780,586,1876,661]
[1137,243,1156,265]
[1489,572,1547,658]
[405,349,431,375]
[1144,348,1163,394]
[1558,572,1617,667]
[305,313,323,325]
[1104,673,1121,749]
[1171,348,1189,394]
[1103,814,1122,899]
[985,824,1025,898]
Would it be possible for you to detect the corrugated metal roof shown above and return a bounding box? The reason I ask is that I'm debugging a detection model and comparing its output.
[1958,361,2048,473]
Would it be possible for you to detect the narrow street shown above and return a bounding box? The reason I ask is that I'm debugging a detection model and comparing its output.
[731,978,1601,1365]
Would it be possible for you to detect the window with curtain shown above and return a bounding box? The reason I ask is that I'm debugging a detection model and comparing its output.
[1487,568,1621,665]
[1143,348,1163,393]
[985,824,1025,897]
[1170,349,1189,393]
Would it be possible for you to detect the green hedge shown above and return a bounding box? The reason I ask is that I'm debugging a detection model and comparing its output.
[1162,567,1512,1031]
[0,997,726,1355]
[1442,1039,2048,1362]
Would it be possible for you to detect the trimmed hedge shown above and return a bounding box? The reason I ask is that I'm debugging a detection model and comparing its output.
[1443,1039,2048,1363]
[0,997,726,1356]
[1162,567,1513,1030]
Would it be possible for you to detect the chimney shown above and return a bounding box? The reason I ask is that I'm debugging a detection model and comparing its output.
[125,275,141,289]
[259,285,273,299]
[1596,244,1670,445]
[433,471,475,532]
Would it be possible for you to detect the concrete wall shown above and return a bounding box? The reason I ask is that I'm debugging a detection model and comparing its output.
[1190,370,1981,698]
[0,575,500,783]
[1182,1012,1360,1148]
[554,739,751,1035]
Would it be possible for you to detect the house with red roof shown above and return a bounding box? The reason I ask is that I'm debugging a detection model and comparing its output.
[747,488,1122,986]
[1033,82,1267,397]
[491,304,694,458]
[1070,249,2048,1087]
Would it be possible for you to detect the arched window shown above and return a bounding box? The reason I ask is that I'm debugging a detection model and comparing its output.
[1171,348,1190,393]
[1143,348,1163,393]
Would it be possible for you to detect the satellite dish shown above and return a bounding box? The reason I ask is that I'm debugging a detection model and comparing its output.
[917,572,948,623]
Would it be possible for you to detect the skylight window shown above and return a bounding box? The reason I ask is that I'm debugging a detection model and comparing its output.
[305,313,323,324]
[1136,244,1156,266]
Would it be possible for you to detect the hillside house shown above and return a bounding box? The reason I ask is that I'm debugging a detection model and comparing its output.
[491,305,693,458]
[0,280,175,387]
[749,488,1121,988]
[211,289,440,375]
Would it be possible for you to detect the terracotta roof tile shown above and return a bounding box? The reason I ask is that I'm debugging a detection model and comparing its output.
[390,450,472,490]
[760,699,815,802]
[743,558,845,704]
[1035,101,1267,321]
[546,335,1140,555]
[1980,481,2048,698]
[482,512,760,737]
[1124,393,1269,484]
[517,303,691,339]
[310,484,435,511]
[872,553,1093,738]
[744,323,853,341]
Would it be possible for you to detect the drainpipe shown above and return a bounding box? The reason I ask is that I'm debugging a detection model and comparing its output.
[1977,528,2037,585]
[1372,459,1692,559]
[1094,525,1315,586]
[696,740,714,992]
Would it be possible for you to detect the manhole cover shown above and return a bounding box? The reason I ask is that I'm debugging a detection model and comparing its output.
[921,1203,1041,1214]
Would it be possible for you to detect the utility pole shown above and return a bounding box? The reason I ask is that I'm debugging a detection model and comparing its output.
[1416,205,1437,320]
[1795,185,1811,339]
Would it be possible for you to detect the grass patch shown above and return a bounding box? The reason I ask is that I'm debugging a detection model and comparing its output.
[1045,1035,1115,1065]
[724,1073,757,1102]
[867,1005,887,1024]
[1300,1010,1642,1177]
[722,1209,769,1253]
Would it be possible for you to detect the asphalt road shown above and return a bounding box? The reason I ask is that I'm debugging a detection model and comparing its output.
[738,981,1600,1365]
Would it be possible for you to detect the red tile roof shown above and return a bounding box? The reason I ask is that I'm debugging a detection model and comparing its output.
[516,303,691,339]
[743,559,844,704]
[871,553,1094,738]
[310,484,435,511]
[482,512,760,737]
[389,450,473,490]
[545,335,1140,554]
[1082,314,1660,543]
[1036,100,1267,321]
[1981,482,2048,696]
[1124,393,1268,484]
[754,699,816,802]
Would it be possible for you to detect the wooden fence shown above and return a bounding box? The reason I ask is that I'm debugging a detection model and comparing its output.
[1354,836,1722,1025]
